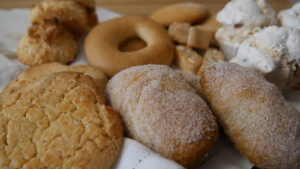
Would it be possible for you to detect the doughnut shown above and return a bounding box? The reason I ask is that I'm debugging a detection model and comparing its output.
[118,37,147,52]
[30,0,89,35]
[2,63,108,103]
[105,64,218,167]
[0,72,123,169]
[200,62,300,169]
[17,22,77,66]
[84,16,174,77]
[150,2,209,27]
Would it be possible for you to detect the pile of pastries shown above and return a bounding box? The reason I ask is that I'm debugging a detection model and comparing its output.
[0,0,299,169]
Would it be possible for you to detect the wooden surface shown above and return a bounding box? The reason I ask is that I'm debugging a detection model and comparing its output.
[0,0,294,15]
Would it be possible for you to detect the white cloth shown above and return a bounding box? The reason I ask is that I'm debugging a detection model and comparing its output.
[0,8,299,169]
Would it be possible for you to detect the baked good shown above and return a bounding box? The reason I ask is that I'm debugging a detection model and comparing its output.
[30,0,89,35]
[150,2,209,27]
[84,16,174,77]
[200,14,222,46]
[17,23,77,66]
[175,45,202,74]
[278,2,300,29]
[215,26,261,60]
[187,25,215,49]
[2,63,108,102]
[231,26,300,90]
[198,48,224,73]
[200,62,300,169]
[118,37,147,52]
[0,72,123,169]
[216,0,277,27]
[168,22,191,44]
[105,64,218,167]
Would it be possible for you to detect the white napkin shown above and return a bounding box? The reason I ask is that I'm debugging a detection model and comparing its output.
[0,7,299,169]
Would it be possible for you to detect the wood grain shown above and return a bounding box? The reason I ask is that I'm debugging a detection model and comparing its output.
[0,0,294,15]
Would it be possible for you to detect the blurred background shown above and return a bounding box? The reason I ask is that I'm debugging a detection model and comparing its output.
[0,0,294,15]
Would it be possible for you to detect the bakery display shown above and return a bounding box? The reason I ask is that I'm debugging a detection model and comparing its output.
[17,22,77,66]
[105,64,218,167]
[150,2,209,27]
[0,72,123,169]
[200,62,300,169]
[278,2,300,29]
[84,16,174,77]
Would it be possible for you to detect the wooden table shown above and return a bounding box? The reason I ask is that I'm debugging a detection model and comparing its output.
[0,0,294,16]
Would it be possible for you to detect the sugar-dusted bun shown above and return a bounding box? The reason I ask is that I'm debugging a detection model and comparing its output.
[105,64,218,167]
[200,62,300,169]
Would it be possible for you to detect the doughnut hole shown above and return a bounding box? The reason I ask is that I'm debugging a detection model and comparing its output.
[119,37,147,52]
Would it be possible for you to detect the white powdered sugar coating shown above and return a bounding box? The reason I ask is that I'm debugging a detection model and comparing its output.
[105,64,217,159]
[278,2,300,29]
[231,26,300,89]
[215,26,261,60]
[216,0,277,27]
[201,62,300,169]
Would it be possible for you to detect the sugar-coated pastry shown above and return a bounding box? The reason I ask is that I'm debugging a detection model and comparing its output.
[0,72,123,169]
[85,16,174,77]
[150,2,209,27]
[217,0,277,27]
[198,48,224,73]
[200,62,300,169]
[105,64,218,167]
[278,2,300,29]
[17,23,77,66]
[30,0,89,35]
[231,26,300,90]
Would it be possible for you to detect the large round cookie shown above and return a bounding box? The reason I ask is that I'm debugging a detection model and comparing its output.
[0,72,123,169]
[2,63,108,102]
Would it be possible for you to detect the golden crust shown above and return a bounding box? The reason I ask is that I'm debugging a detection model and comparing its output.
[106,64,218,167]
[2,63,108,103]
[85,16,174,77]
[200,62,300,169]
[0,72,123,169]
[175,45,203,74]
[150,2,209,27]
[30,0,89,35]
[17,23,77,66]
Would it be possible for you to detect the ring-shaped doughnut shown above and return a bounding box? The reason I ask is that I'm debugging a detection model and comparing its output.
[84,16,174,77]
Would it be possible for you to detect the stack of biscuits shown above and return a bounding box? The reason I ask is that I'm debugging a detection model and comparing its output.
[17,0,98,66]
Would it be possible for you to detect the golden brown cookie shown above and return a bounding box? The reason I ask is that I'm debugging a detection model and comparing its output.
[0,72,123,169]
[105,64,218,167]
[168,22,191,44]
[175,45,203,74]
[150,2,209,27]
[30,0,89,35]
[187,25,215,49]
[200,62,300,169]
[17,23,77,66]
[2,63,108,101]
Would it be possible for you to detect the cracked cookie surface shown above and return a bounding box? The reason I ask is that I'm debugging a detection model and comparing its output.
[0,72,123,169]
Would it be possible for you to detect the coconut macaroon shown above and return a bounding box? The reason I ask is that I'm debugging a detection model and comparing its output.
[215,26,261,60]
[278,2,300,29]
[17,23,77,66]
[216,0,277,27]
[231,26,300,90]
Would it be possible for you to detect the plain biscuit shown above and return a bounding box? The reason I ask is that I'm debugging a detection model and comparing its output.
[150,2,209,27]
[0,72,123,169]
